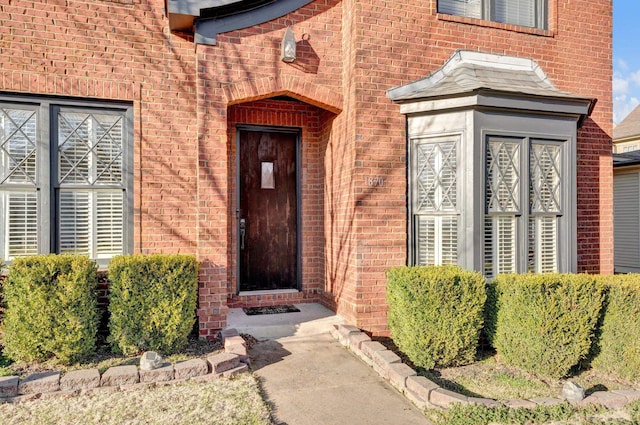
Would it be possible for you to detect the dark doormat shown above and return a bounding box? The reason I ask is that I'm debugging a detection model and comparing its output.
[243,305,301,315]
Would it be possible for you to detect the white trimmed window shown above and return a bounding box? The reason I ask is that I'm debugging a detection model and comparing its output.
[438,0,547,29]
[484,136,563,278]
[411,136,459,265]
[0,97,132,265]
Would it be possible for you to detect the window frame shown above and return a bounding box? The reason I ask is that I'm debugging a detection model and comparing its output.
[437,0,548,30]
[408,133,461,266]
[0,93,134,267]
[481,130,571,278]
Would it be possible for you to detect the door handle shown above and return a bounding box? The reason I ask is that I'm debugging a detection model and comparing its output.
[239,218,246,250]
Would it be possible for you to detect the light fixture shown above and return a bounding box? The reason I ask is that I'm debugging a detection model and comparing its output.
[281,27,296,63]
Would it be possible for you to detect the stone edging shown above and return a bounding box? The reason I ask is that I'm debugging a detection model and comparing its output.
[330,324,640,410]
[0,328,249,404]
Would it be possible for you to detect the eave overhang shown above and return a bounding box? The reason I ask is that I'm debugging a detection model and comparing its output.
[166,0,313,45]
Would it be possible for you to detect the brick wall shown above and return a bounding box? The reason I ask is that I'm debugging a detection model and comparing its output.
[346,0,613,333]
[0,0,612,337]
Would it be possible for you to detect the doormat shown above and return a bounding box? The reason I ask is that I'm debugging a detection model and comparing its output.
[243,305,301,315]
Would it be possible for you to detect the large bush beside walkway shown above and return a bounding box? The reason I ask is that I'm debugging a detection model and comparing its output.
[1,254,99,365]
[107,254,199,355]
[386,265,486,369]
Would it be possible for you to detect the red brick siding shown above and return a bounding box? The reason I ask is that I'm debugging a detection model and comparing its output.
[0,0,611,336]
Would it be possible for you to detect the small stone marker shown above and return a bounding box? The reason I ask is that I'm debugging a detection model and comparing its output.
[562,381,585,402]
[140,351,163,371]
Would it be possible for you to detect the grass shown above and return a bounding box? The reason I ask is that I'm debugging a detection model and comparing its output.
[424,401,640,425]
[424,353,632,401]
[0,373,271,425]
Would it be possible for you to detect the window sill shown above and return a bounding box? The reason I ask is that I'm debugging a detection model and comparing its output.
[437,13,554,37]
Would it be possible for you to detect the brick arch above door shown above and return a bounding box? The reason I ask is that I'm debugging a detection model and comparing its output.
[223,75,343,114]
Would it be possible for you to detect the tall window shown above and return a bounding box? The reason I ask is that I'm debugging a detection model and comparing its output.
[484,136,563,278]
[438,0,547,29]
[411,136,458,265]
[0,106,39,260]
[0,97,132,264]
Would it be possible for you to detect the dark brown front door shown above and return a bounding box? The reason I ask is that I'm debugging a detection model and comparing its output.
[238,128,298,291]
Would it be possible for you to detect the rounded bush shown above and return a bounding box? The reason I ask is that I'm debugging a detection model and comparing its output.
[493,273,604,379]
[108,254,199,355]
[386,265,486,369]
[592,274,640,381]
[1,254,98,365]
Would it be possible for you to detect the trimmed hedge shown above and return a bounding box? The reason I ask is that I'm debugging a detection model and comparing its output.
[492,273,605,379]
[108,254,199,355]
[387,265,486,369]
[1,255,98,364]
[592,274,640,381]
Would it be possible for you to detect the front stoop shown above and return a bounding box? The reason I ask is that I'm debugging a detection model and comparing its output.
[0,328,251,404]
[331,324,640,413]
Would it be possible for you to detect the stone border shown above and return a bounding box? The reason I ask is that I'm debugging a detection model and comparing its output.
[0,328,250,404]
[330,324,640,410]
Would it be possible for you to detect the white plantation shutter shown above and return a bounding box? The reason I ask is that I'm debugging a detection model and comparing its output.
[484,215,516,278]
[59,191,90,254]
[2,192,38,259]
[412,138,458,265]
[96,191,123,257]
[528,216,557,273]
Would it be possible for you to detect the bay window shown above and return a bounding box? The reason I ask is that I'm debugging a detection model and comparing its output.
[0,95,133,265]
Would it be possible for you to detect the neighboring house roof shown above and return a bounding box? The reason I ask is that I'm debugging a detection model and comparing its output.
[613,104,640,141]
[387,50,594,124]
[613,151,640,168]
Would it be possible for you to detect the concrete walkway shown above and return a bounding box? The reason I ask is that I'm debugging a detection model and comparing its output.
[227,304,432,425]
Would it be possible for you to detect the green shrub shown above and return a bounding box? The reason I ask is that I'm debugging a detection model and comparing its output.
[1,255,98,364]
[108,254,199,355]
[592,274,640,381]
[386,265,486,369]
[493,273,604,379]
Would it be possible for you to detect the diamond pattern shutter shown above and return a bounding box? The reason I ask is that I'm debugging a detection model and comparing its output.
[486,138,520,213]
[0,107,38,261]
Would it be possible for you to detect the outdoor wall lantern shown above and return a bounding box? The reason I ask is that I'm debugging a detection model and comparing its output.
[281,27,296,63]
